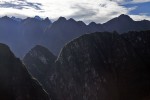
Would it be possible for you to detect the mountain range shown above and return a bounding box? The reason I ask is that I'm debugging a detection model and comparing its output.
[0,14,150,58]
[23,30,150,100]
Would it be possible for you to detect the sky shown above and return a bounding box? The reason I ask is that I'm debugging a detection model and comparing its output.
[0,0,150,23]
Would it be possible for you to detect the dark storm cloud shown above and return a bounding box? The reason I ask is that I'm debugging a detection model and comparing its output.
[0,0,42,10]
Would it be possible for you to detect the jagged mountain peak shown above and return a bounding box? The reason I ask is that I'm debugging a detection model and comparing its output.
[68,18,76,22]
[1,16,9,19]
[42,17,52,25]
[43,17,52,23]
[119,14,130,18]
[45,17,50,20]
[77,21,86,26]
[116,14,133,21]
[88,22,98,26]
[34,15,43,21]
[57,16,67,22]
[24,45,56,67]
[106,14,133,24]
[0,16,16,22]
[118,14,133,21]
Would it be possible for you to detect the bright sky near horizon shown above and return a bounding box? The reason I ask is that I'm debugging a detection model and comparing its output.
[0,0,150,23]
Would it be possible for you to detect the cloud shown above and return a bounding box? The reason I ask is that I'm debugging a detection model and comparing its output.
[122,0,150,4]
[132,0,150,3]
[130,14,150,20]
[0,0,149,23]
[0,0,42,10]
[67,0,136,23]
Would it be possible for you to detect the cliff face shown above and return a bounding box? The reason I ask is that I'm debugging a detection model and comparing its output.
[50,32,150,100]
[0,43,50,100]
[24,31,150,100]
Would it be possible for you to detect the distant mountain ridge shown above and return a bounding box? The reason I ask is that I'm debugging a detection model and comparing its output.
[0,14,150,58]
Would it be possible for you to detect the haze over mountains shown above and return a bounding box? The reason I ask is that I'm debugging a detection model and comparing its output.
[0,14,150,58]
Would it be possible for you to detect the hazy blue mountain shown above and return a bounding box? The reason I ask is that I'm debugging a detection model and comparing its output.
[103,14,135,33]
[18,17,46,53]
[19,17,51,57]
[87,22,105,33]
[41,17,88,55]
[34,15,43,21]
[0,16,20,57]
[24,30,150,100]
[0,14,150,58]
[0,43,50,100]
[0,16,52,58]
[103,14,150,33]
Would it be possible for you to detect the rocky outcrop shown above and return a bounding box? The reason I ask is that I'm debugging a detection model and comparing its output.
[0,43,50,100]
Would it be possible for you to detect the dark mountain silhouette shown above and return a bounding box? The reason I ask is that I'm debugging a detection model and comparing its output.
[34,16,43,21]
[103,14,150,33]
[103,14,135,33]
[0,43,50,100]
[24,30,150,100]
[0,14,150,58]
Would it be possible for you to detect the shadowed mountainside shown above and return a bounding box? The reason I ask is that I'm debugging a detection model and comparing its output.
[24,30,150,100]
[0,43,50,100]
